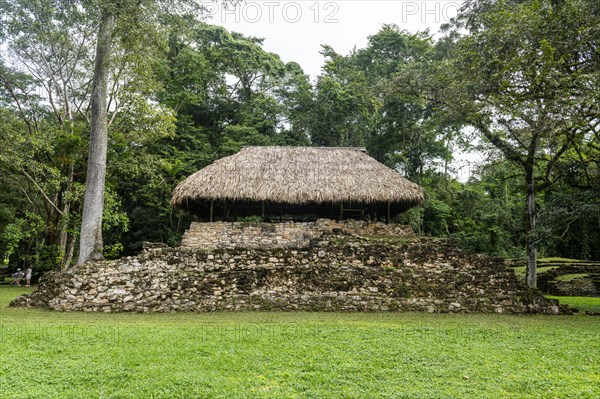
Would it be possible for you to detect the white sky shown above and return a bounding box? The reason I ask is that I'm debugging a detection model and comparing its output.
[207,0,462,80]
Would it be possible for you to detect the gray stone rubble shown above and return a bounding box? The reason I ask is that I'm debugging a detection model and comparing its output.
[12,230,563,314]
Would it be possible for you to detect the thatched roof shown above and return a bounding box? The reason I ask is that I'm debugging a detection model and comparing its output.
[171,147,424,210]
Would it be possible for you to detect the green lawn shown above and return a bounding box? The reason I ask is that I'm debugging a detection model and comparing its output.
[537,257,584,263]
[511,265,558,279]
[1,286,599,399]
[547,295,600,313]
[555,273,590,282]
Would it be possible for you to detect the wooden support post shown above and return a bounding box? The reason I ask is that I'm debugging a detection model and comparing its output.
[262,201,265,219]
[210,201,214,222]
[386,202,391,224]
[340,203,344,220]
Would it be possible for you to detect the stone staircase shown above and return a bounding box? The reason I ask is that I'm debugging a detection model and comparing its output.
[513,259,600,297]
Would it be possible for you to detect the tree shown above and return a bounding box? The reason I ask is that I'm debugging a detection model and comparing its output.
[537,136,600,260]
[157,23,309,160]
[77,0,206,264]
[78,2,116,263]
[0,0,96,268]
[443,0,600,287]
[312,26,456,181]
[1,0,176,267]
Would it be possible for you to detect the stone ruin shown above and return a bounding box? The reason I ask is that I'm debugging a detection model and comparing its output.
[180,219,414,249]
[11,220,565,314]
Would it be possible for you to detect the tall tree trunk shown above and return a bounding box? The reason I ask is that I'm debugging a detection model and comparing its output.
[77,10,115,265]
[525,166,537,288]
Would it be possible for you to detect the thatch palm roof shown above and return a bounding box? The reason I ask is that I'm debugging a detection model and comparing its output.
[171,147,424,210]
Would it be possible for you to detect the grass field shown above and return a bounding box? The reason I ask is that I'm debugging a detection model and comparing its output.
[511,265,559,279]
[547,295,600,313]
[1,285,599,399]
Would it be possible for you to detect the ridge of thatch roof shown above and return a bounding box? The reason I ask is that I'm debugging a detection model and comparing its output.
[171,146,424,208]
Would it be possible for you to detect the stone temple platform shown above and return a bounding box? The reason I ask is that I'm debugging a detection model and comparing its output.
[12,220,565,314]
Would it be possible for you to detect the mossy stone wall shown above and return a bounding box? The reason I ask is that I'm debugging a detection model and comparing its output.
[180,220,413,249]
[13,235,563,314]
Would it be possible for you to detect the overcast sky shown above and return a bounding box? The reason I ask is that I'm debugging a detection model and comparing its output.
[207,0,461,80]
